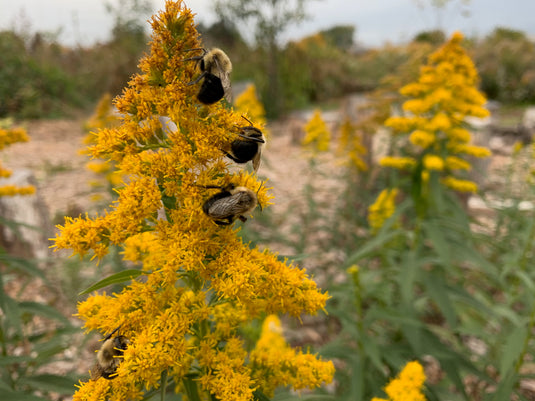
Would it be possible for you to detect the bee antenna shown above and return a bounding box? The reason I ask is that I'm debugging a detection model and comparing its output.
[256,182,264,211]
[240,115,254,126]
[194,184,223,190]
[104,325,122,340]
[182,48,207,62]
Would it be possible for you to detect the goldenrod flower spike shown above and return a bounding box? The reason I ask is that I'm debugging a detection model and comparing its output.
[52,2,332,400]
[234,84,268,133]
[302,109,331,154]
[368,188,399,232]
[371,360,427,401]
[0,125,35,197]
[381,31,491,193]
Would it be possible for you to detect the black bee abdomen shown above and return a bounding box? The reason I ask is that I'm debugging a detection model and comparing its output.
[197,73,225,104]
[229,140,258,163]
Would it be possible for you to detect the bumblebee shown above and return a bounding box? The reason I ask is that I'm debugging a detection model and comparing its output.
[91,326,129,380]
[201,184,258,226]
[185,48,232,104]
[225,117,265,172]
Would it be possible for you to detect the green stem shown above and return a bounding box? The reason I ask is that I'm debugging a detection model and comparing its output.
[349,266,365,397]
[514,301,535,374]
[518,209,535,271]
[160,370,168,401]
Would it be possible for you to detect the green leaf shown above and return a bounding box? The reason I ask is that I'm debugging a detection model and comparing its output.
[423,270,457,329]
[490,370,517,401]
[17,374,77,394]
[0,253,46,281]
[253,389,271,401]
[18,301,70,324]
[0,291,22,336]
[182,375,201,401]
[0,390,48,401]
[0,355,34,366]
[78,269,144,295]
[399,250,419,306]
[345,230,401,265]
[423,219,451,267]
[500,325,528,375]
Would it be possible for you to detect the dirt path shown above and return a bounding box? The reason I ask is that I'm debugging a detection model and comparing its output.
[4,118,97,221]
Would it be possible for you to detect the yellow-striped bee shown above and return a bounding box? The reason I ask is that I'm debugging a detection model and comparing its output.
[91,326,129,380]
[225,117,265,172]
[185,48,232,104]
[201,184,258,226]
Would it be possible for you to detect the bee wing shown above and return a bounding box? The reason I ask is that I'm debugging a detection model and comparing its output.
[221,72,232,103]
[208,193,248,219]
[252,149,262,172]
[90,364,105,381]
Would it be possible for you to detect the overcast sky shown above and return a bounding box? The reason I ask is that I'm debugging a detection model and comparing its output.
[0,0,533,47]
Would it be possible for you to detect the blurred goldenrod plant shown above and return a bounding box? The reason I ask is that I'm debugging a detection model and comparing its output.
[250,315,335,398]
[0,120,78,398]
[52,2,332,400]
[83,93,121,133]
[338,118,368,172]
[0,123,35,196]
[367,188,399,232]
[382,32,491,196]
[371,361,427,401]
[234,84,268,135]
[82,93,123,200]
[302,109,331,154]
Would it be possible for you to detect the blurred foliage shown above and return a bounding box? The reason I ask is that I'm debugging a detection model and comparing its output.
[240,32,535,401]
[1,13,534,120]
[320,25,356,51]
[0,249,78,400]
[0,124,77,398]
[0,31,82,118]
[413,29,446,45]
[471,27,535,103]
[214,0,311,117]
[0,0,149,119]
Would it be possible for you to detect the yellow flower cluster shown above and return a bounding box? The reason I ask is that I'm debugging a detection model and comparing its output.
[250,315,335,397]
[372,361,427,401]
[53,2,332,400]
[234,84,268,134]
[382,32,491,193]
[83,93,121,134]
[0,125,35,198]
[83,94,123,194]
[302,109,331,154]
[338,118,368,171]
[368,188,399,231]
[0,185,35,197]
[0,126,29,150]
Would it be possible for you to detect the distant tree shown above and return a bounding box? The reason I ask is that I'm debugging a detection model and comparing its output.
[105,0,153,39]
[197,19,245,50]
[104,0,153,94]
[214,0,317,117]
[487,27,527,42]
[412,29,445,45]
[320,25,355,51]
[473,27,535,102]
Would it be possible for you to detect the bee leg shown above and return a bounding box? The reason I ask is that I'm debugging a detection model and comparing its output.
[238,215,247,222]
[186,71,207,86]
[182,47,206,61]
[214,217,233,226]
[223,150,246,164]
[236,132,265,143]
